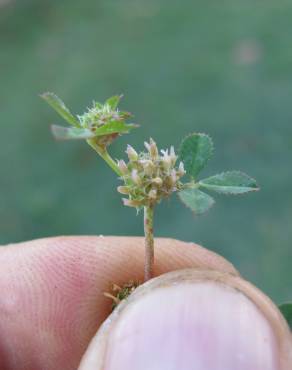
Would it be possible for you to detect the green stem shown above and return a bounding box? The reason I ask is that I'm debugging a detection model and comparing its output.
[87,140,122,176]
[144,205,154,281]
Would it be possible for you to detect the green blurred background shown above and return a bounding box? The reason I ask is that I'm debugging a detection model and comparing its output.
[1,0,291,303]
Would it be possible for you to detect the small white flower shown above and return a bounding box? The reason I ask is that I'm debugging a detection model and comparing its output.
[126,145,138,161]
[144,141,151,151]
[169,146,177,165]
[122,198,141,207]
[152,177,163,186]
[148,189,157,200]
[131,169,141,185]
[145,138,158,159]
[161,153,172,170]
[117,186,130,194]
[170,169,177,184]
[117,160,128,175]
[178,161,185,177]
[141,160,155,176]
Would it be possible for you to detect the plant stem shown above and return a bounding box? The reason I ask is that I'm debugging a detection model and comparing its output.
[88,139,155,282]
[87,140,122,176]
[144,205,154,281]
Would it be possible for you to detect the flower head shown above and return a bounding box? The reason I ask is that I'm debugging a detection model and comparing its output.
[78,98,131,130]
[41,93,137,147]
[117,139,186,208]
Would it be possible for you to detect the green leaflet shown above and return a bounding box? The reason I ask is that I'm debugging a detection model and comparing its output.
[106,95,122,109]
[278,303,292,330]
[51,121,138,140]
[178,133,213,178]
[199,171,259,194]
[178,188,215,214]
[94,121,138,136]
[51,125,95,140]
[41,92,80,127]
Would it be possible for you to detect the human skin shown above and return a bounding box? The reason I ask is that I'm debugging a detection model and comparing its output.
[0,236,291,370]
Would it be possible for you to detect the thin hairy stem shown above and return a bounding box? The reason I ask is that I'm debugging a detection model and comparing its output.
[144,205,154,281]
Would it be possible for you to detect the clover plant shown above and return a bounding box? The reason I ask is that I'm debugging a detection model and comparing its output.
[41,93,259,282]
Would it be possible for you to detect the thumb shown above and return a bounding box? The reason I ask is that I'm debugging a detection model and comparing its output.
[79,269,292,370]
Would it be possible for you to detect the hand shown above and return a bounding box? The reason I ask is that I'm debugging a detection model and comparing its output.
[0,237,291,370]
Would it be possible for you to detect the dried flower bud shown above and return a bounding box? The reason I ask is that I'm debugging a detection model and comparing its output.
[152,177,163,186]
[131,169,142,185]
[117,186,131,195]
[148,189,157,200]
[170,169,177,184]
[145,138,158,159]
[141,160,155,176]
[126,145,138,161]
[144,141,150,151]
[117,160,128,175]
[161,152,172,171]
[122,198,141,207]
[177,161,185,177]
[118,140,184,208]
[169,146,177,165]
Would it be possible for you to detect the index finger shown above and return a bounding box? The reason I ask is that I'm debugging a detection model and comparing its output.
[0,236,237,370]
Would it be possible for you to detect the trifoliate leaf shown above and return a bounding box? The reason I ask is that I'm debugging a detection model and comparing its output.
[199,171,259,194]
[94,121,138,136]
[51,125,95,140]
[278,303,292,330]
[178,133,213,178]
[106,95,122,109]
[41,93,80,127]
[178,188,215,214]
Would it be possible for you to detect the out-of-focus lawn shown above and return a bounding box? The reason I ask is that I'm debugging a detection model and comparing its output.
[1,0,292,303]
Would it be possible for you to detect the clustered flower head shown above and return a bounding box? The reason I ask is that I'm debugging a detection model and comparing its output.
[117,138,186,208]
[78,100,131,131]
[73,96,134,148]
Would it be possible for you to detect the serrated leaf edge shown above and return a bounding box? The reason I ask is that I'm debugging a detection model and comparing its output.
[199,170,260,195]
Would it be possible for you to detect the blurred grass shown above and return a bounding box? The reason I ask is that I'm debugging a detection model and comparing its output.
[1,0,292,303]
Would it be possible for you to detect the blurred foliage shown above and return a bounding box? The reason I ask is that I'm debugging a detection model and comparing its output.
[1,0,292,303]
